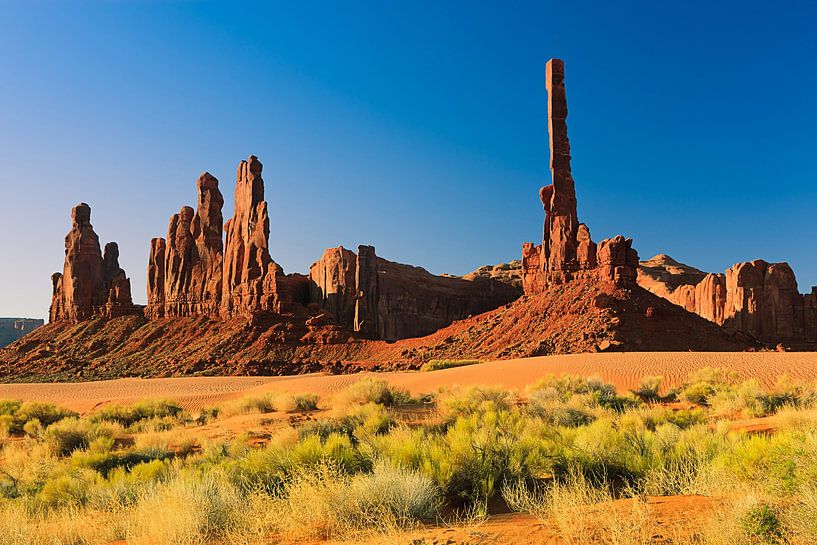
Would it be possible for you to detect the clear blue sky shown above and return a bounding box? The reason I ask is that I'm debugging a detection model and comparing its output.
[1,1,815,320]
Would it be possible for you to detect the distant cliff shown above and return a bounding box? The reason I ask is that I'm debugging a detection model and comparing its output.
[0,318,44,348]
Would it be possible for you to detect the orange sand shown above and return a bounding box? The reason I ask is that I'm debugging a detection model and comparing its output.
[0,352,814,413]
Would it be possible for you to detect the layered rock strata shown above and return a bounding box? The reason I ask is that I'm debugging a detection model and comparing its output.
[638,256,817,344]
[49,203,138,322]
[309,245,522,341]
[522,59,638,294]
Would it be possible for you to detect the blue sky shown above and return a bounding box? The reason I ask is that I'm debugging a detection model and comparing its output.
[1,1,815,319]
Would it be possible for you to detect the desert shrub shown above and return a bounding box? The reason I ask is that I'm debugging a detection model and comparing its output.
[38,467,101,508]
[0,399,22,416]
[22,418,42,438]
[564,417,649,481]
[16,401,77,427]
[526,391,596,427]
[302,402,395,443]
[423,408,555,505]
[43,418,94,456]
[0,401,77,436]
[223,443,288,493]
[287,432,369,474]
[421,359,480,372]
[279,460,439,539]
[741,502,784,544]
[0,502,125,545]
[71,445,170,477]
[681,367,739,406]
[633,375,664,401]
[438,385,517,417]
[784,483,817,542]
[196,406,220,424]
[635,406,705,430]
[716,430,817,495]
[681,381,717,405]
[338,377,412,407]
[526,375,637,412]
[220,393,277,417]
[126,469,265,545]
[90,399,185,428]
[503,470,620,543]
[275,392,319,413]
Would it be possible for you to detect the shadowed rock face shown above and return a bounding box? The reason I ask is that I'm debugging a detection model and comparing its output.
[522,59,638,293]
[638,255,817,344]
[49,203,138,322]
[309,245,522,341]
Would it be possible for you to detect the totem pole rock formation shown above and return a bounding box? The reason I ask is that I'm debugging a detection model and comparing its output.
[146,157,309,320]
[522,59,638,294]
[638,256,817,344]
[49,203,138,322]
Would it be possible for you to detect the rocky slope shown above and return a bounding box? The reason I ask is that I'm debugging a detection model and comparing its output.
[0,278,754,382]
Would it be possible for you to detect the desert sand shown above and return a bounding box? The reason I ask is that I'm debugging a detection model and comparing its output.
[1,351,815,413]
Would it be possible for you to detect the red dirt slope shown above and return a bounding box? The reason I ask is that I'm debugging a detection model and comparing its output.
[0,281,754,382]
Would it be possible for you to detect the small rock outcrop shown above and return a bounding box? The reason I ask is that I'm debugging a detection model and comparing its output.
[49,203,138,323]
[0,318,44,348]
[309,245,522,341]
[638,255,817,345]
[522,59,638,294]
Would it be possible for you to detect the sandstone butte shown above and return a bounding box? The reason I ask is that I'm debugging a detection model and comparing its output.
[1,58,810,382]
[638,254,817,347]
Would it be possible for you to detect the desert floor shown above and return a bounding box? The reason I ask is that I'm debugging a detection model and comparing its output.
[3,351,816,544]
[1,351,815,413]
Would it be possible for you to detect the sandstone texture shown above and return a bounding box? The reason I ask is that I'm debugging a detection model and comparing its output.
[144,155,520,341]
[0,319,43,348]
[460,260,523,290]
[638,256,817,345]
[309,245,522,341]
[49,203,139,322]
[146,158,308,321]
[0,278,754,382]
[522,59,638,293]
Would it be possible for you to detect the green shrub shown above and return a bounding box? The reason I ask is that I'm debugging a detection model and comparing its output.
[741,503,784,544]
[90,399,185,428]
[634,375,664,401]
[43,418,119,456]
[38,468,99,508]
[279,461,440,539]
[681,381,717,405]
[438,385,517,417]
[338,378,412,406]
[421,359,480,372]
[275,393,320,413]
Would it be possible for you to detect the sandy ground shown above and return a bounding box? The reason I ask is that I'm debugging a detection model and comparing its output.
[1,352,815,413]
